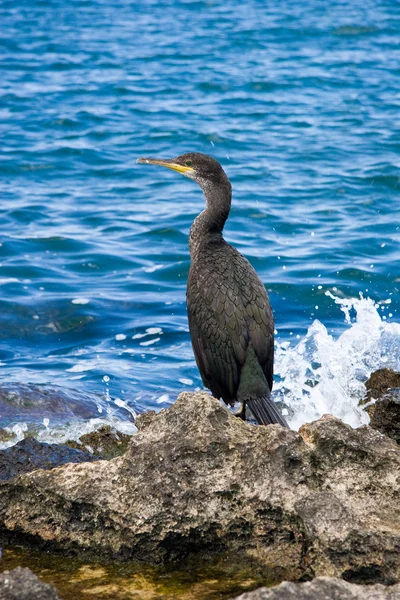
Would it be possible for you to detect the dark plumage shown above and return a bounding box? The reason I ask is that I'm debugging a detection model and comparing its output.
[137,152,288,427]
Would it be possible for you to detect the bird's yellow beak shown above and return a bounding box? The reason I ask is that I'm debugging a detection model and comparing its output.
[137,157,194,175]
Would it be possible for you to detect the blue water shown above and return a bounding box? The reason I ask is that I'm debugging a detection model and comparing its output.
[1,0,400,435]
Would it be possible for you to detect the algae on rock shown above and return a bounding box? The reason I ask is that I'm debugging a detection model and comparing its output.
[66,425,132,459]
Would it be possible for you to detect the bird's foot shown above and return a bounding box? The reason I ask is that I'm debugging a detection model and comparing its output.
[234,404,246,420]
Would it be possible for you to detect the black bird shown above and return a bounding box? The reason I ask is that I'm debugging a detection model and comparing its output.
[137,152,288,427]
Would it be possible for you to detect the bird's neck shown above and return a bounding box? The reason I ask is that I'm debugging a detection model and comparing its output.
[189,180,232,256]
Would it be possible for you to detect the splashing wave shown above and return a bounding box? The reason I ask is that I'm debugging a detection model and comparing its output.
[275,293,400,429]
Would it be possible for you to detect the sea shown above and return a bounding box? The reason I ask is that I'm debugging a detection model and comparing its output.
[1,0,400,445]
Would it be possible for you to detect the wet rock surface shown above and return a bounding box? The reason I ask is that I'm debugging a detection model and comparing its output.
[0,437,100,481]
[232,576,400,600]
[0,392,399,584]
[0,566,61,600]
[362,369,400,444]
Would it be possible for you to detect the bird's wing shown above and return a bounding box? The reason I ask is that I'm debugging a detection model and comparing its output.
[187,263,247,403]
[240,266,274,391]
[187,244,274,401]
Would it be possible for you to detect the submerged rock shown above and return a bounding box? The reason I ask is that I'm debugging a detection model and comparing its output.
[0,382,106,422]
[0,393,399,584]
[232,576,400,599]
[0,566,61,600]
[361,369,400,444]
[0,437,100,481]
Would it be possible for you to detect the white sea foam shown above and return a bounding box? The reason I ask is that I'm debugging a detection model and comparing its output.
[275,293,400,430]
[71,298,90,305]
[133,327,163,340]
[146,327,162,335]
[140,337,160,346]
[157,393,170,404]
[66,363,95,373]
[115,333,127,341]
[34,417,137,447]
[0,423,28,450]
[142,264,164,273]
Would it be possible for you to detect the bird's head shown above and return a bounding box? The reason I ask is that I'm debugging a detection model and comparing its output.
[137,152,229,191]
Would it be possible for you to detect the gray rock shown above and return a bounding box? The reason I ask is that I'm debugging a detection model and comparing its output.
[0,437,100,481]
[0,392,399,584]
[232,576,400,599]
[0,567,61,600]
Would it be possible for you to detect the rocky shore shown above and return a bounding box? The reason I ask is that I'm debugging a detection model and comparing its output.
[0,369,399,599]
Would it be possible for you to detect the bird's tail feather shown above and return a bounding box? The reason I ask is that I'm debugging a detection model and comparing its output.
[247,396,289,428]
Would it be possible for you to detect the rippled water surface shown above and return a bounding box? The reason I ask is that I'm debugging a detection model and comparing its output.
[1,0,400,437]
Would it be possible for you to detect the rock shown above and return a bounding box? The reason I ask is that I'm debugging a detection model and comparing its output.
[361,369,400,444]
[0,393,399,584]
[367,390,400,445]
[0,567,61,600]
[232,576,400,599]
[362,369,400,404]
[66,425,132,459]
[0,437,100,481]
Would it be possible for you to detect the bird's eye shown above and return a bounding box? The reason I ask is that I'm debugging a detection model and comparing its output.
[185,160,192,167]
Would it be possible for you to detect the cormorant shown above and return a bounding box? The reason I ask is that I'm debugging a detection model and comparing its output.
[137,152,288,428]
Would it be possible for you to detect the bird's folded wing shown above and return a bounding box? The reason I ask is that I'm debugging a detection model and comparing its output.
[187,278,245,402]
[187,249,274,400]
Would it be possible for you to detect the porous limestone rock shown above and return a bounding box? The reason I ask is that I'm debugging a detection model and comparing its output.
[232,576,400,600]
[0,392,399,584]
[0,567,61,600]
